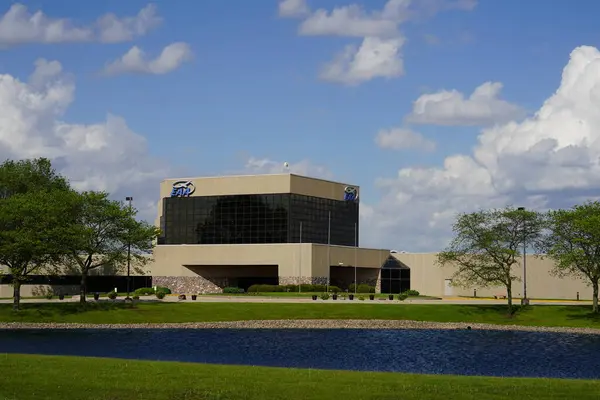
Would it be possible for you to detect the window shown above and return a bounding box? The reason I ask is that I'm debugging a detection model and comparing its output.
[162,193,359,246]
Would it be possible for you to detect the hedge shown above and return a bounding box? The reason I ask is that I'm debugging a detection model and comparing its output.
[247,284,342,293]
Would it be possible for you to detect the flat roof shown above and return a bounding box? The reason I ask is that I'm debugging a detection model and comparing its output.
[161,173,357,188]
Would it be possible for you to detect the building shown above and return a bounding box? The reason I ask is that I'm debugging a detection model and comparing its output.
[0,172,596,300]
[150,174,398,294]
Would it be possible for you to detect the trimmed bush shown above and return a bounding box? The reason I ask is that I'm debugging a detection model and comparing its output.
[107,292,117,300]
[404,289,420,296]
[398,293,408,301]
[320,293,330,300]
[223,287,244,294]
[132,295,140,300]
[328,286,341,293]
[358,295,365,301]
[349,284,375,293]
[134,287,155,296]
[156,291,166,299]
[155,286,172,295]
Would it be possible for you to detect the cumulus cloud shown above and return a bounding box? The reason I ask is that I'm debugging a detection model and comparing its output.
[362,45,600,251]
[278,0,310,18]
[245,157,333,180]
[281,0,477,85]
[0,3,160,46]
[407,81,526,126]
[0,59,171,219]
[103,42,192,76]
[320,36,405,85]
[375,127,435,152]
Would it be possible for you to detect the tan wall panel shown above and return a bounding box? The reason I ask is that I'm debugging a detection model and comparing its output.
[151,244,313,277]
[159,175,292,199]
[311,245,388,277]
[289,175,359,201]
[394,253,595,300]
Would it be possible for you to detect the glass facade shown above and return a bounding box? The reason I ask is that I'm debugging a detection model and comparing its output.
[160,193,359,246]
[380,256,411,294]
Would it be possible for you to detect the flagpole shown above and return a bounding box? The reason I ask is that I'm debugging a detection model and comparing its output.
[299,221,303,293]
[354,222,357,294]
[327,211,331,293]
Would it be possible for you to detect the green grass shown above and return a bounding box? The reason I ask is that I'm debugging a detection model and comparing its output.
[0,354,597,400]
[1,302,600,328]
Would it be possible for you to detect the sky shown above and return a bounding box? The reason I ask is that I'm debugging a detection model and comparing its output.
[1,0,600,252]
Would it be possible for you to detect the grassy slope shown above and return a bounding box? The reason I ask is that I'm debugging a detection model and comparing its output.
[0,302,599,327]
[0,354,597,400]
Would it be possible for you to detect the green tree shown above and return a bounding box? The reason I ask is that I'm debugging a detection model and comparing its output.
[540,201,600,313]
[0,158,75,310]
[0,189,78,310]
[436,207,544,313]
[62,191,160,303]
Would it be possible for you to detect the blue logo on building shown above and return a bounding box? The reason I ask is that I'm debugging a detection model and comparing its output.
[170,180,196,197]
[344,186,358,201]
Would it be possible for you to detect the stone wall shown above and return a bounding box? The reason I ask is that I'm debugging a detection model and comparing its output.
[153,276,229,294]
[278,276,328,285]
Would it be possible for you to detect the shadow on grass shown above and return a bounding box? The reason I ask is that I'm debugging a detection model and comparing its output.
[6,302,139,317]
[557,305,600,323]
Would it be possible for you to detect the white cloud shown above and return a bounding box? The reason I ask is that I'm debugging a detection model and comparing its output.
[245,157,333,180]
[278,0,310,18]
[363,45,600,252]
[320,36,405,85]
[407,81,526,126]
[0,3,160,46]
[284,0,476,85]
[0,59,171,219]
[103,42,192,76]
[375,127,435,152]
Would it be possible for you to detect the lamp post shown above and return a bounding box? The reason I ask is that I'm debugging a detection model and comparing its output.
[517,207,529,305]
[125,196,133,301]
[354,222,357,294]
[327,211,331,293]
[298,221,303,293]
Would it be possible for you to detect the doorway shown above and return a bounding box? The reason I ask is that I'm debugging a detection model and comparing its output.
[444,279,454,296]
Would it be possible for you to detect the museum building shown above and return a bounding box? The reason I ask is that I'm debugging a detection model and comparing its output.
[150,173,409,294]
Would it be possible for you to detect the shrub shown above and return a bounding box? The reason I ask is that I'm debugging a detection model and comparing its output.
[156,291,166,299]
[404,289,420,296]
[320,292,330,300]
[107,292,117,300]
[328,286,341,293]
[398,293,408,301]
[223,287,244,294]
[349,284,375,293]
[132,295,140,300]
[45,293,53,300]
[134,287,155,296]
[358,295,365,301]
[155,286,172,294]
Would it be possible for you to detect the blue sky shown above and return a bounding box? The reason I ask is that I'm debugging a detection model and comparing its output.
[2,0,600,250]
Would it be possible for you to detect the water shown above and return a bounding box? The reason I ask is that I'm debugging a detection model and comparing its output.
[1,328,599,379]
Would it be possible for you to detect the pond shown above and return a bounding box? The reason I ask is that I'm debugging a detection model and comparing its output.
[1,328,599,379]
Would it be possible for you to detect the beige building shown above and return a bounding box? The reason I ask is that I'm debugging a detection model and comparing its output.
[151,174,393,293]
[0,173,595,301]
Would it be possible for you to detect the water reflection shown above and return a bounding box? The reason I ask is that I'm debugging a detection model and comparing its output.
[1,328,599,379]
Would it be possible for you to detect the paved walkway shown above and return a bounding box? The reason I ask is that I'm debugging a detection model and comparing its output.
[0,295,589,306]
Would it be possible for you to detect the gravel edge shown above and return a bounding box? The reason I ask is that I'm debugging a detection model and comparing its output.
[0,319,599,334]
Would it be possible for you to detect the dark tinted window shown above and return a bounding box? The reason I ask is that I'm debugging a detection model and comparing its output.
[161,193,359,246]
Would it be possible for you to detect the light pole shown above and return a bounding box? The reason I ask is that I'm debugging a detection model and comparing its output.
[125,196,133,301]
[327,211,331,293]
[298,221,303,293]
[354,222,357,294]
[517,207,529,305]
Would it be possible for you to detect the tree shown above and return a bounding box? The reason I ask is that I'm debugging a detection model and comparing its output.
[0,158,75,310]
[0,189,78,310]
[61,191,160,303]
[436,207,544,313]
[540,201,600,313]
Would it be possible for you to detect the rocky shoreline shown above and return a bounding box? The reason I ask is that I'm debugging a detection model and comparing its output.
[0,319,599,334]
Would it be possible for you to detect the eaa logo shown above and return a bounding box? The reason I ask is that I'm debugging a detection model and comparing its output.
[170,180,196,197]
[343,186,358,201]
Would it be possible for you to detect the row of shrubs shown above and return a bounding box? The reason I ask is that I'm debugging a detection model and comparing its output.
[244,284,420,296]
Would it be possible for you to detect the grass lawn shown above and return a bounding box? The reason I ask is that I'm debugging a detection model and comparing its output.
[0,302,599,328]
[0,354,597,400]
